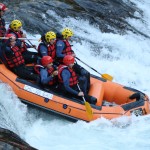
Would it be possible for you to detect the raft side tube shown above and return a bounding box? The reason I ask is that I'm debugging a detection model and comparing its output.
[89,81,104,106]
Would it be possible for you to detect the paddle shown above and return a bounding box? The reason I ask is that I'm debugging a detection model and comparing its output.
[75,57,113,81]
[0,37,38,40]
[77,83,93,120]
[26,39,38,51]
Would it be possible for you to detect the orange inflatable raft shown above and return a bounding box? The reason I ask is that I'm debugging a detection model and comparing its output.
[0,64,149,122]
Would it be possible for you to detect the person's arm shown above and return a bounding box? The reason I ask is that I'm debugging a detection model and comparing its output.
[15,39,22,47]
[40,68,53,85]
[5,47,14,58]
[2,40,14,58]
[61,69,78,95]
[39,44,48,57]
[56,40,65,58]
[1,18,6,26]
[1,18,6,35]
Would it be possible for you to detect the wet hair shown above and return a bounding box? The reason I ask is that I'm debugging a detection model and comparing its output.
[41,35,46,43]
[56,32,63,40]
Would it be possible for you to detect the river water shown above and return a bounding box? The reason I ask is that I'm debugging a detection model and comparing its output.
[0,0,150,150]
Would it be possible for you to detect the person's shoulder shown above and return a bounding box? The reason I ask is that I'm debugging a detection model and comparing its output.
[39,43,47,50]
[39,42,46,47]
[40,67,47,73]
[56,40,64,46]
[62,67,70,74]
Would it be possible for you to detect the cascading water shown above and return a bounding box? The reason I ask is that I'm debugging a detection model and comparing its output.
[0,0,150,149]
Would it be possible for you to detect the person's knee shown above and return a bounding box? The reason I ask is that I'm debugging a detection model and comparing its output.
[80,68,89,76]
[78,76,86,81]
[90,96,97,105]
[85,95,97,105]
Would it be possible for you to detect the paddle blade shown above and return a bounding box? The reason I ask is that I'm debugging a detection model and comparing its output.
[85,101,93,120]
[101,74,113,81]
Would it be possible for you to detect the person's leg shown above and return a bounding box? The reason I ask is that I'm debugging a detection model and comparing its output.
[78,76,97,105]
[78,76,87,94]
[84,95,97,105]
[73,63,90,92]
[22,51,39,64]
[13,65,39,81]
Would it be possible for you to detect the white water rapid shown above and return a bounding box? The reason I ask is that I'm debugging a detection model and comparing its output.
[0,0,150,149]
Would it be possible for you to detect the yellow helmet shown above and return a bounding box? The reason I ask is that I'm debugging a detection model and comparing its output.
[62,28,73,39]
[10,20,22,31]
[45,31,56,42]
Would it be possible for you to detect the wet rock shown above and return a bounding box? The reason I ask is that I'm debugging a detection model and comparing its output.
[2,0,145,37]
[0,127,37,150]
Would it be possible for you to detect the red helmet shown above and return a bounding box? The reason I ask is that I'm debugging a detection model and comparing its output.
[41,56,53,66]
[0,3,8,11]
[6,34,16,39]
[63,55,75,65]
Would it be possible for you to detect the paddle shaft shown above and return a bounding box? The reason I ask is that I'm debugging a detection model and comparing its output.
[77,83,93,120]
[0,37,38,40]
[26,39,38,51]
[75,57,102,76]
[76,83,86,101]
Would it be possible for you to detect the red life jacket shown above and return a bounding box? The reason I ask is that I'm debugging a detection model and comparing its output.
[62,40,74,55]
[47,42,56,60]
[38,42,56,60]
[58,64,78,86]
[0,18,6,37]
[4,46,25,68]
[34,64,57,85]
[7,29,27,53]
[57,40,75,63]
[34,64,44,74]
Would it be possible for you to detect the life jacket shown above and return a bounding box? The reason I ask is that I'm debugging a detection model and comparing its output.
[57,40,74,63]
[34,64,57,85]
[38,42,56,60]
[58,64,78,86]
[4,45,25,68]
[6,28,27,53]
[47,41,56,60]
[0,18,6,37]
[62,40,74,55]
[34,64,44,74]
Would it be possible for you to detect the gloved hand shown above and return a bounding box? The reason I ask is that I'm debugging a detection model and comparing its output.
[78,91,84,97]
[22,33,26,38]
[71,53,76,57]
[53,71,58,76]
[9,36,16,41]
[21,42,25,48]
